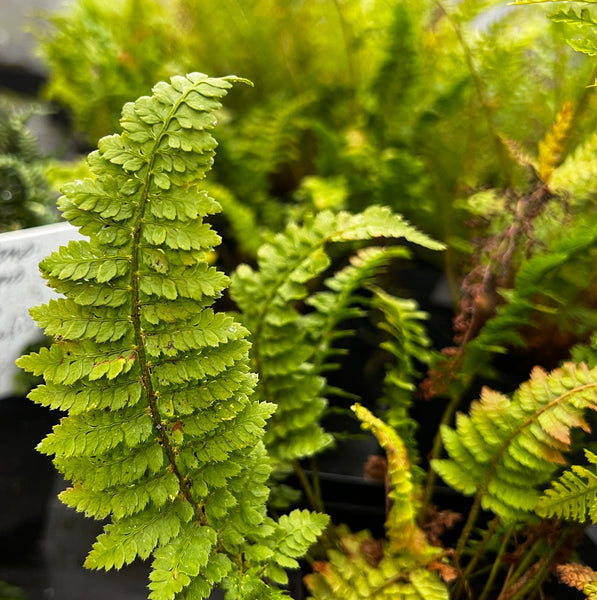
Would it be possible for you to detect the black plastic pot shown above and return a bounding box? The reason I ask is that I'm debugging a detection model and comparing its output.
[0,395,58,561]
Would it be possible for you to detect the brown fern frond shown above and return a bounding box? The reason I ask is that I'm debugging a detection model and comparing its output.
[557,563,597,591]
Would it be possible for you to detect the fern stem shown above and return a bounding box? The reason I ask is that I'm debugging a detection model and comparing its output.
[454,484,484,568]
[292,459,324,513]
[310,457,323,512]
[506,536,543,590]
[478,525,515,600]
[503,534,565,600]
[420,389,462,517]
[453,516,499,600]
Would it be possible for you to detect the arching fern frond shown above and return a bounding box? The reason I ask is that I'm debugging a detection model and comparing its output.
[352,404,426,554]
[432,362,597,523]
[230,207,444,465]
[305,245,411,374]
[17,73,328,599]
[536,449,597,522]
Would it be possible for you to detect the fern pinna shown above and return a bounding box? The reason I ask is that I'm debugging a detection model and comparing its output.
[17,73,328,600]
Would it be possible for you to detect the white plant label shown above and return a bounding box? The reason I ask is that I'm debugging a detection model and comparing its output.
[0,222,82,398]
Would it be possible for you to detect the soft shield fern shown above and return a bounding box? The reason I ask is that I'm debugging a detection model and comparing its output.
[17,73,328,600]
[304,404,449,600]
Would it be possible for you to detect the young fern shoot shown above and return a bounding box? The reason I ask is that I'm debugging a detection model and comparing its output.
[17,73,328,600]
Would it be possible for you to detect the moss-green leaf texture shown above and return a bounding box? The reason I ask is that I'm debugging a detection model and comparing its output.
[17,73,327,599]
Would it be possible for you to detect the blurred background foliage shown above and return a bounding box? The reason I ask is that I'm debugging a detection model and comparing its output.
[31,0,597,279]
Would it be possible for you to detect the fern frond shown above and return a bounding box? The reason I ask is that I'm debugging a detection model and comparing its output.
[231,207,444,465]
[17,73,328,598]
[305,407,450,600]
[432,362,597,523]
[371,287,435,464]
[536,449,597,522]
[352,404,427,554]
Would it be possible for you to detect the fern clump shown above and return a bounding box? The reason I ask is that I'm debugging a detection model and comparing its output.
[305,405,450,600]
[230,207,444,467]
[17,73,328,599]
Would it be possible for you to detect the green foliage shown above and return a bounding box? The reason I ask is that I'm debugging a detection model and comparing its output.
[19,2,597,599]
[17,73,328,599]
[536,449,597,522]
[36,0,597,265]
[0,103,57,232]
[432,363,597,523]
[371,287,435,462]
[230,208,443,465]
[305,529,449,600]
[304,406,449,600]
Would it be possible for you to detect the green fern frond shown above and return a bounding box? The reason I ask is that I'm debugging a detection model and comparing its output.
[17,73,328,599]
[536,449,597,522]
[432,362,597,523]
[371,287,435,463]
[231,208,444,465]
